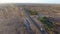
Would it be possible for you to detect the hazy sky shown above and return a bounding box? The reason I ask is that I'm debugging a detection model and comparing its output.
[0,0,60,4]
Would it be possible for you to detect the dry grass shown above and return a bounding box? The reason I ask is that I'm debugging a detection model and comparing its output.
[0,4,60,34]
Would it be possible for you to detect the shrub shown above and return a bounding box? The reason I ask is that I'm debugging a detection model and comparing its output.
[39,16,54,31]
[29,10,38,15]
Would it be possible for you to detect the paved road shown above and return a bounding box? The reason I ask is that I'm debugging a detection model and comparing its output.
[24,18,35,34]
[20,8,35,34]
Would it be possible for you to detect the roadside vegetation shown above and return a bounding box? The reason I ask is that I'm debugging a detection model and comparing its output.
[29,10,38,15]
[38,16,56,34]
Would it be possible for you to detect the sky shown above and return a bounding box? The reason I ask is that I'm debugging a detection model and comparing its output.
[0,0,60,4]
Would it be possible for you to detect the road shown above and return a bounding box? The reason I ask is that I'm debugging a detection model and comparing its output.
[20,8,35,34]
[24,18,35,34]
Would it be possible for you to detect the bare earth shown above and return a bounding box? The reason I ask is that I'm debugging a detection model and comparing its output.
[0,4,60,34]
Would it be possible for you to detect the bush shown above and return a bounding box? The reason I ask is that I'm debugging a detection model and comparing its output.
[29,10,38,15]
[39,16,54,31]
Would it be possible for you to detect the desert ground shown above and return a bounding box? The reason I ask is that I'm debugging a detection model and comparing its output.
[0,4,60,34]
